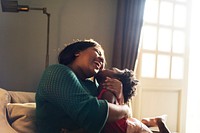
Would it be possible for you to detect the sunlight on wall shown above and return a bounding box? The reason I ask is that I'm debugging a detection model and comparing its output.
[186,0,200,132]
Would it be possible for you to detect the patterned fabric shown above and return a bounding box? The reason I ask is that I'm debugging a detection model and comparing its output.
[36,64,108,133]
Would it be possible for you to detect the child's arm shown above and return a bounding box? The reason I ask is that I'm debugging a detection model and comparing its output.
[103,77,124,104]
[101,90,117,104]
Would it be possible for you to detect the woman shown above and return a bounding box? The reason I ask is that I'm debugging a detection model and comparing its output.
[35,39,131,133]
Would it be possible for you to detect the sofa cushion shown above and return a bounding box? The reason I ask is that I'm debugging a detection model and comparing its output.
[0,88,17,133]
[7,103,36,133]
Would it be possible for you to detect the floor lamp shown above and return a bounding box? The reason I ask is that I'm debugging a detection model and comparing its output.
[1,0,50,68]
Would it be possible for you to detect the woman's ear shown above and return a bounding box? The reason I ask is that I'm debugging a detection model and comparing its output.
[75,50,81,57]
[75,53,80,57]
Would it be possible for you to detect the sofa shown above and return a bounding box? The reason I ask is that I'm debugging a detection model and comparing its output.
[0,88,36,133]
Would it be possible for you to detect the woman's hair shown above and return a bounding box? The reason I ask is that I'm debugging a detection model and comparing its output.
[58,39,102,65]
[115,69,138,103]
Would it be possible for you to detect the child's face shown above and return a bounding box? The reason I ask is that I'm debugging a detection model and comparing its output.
[95,68,121,83]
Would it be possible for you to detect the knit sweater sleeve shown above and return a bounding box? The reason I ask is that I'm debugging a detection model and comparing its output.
[36,64,108,132]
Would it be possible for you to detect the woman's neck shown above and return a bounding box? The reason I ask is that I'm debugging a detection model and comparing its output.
[67,64,86,80]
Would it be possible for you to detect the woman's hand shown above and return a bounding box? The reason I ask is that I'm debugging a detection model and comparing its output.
[103,77,124,104]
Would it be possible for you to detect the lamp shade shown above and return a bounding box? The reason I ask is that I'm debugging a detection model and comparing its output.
[1,0,29,12]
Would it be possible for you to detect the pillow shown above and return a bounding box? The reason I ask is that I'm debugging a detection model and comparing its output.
[6,103,36,133]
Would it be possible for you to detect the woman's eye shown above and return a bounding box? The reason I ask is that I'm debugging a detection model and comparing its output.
[95,49,102,56]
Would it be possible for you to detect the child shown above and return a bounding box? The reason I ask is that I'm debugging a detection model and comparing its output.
[95,67,171,133]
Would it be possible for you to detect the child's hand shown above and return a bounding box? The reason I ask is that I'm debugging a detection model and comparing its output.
[103,77,124,104]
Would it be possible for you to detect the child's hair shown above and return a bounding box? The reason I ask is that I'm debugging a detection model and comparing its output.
[115,69,138,103]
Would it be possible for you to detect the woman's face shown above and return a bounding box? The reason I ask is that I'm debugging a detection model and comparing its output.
[75,45,105,78]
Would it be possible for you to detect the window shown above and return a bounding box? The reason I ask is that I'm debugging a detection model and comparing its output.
[140,0,188,80]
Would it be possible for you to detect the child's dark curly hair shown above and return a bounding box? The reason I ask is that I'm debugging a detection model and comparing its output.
[115,69,138,103]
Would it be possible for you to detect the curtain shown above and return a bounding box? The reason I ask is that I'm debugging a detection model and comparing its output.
[112,0,146,71]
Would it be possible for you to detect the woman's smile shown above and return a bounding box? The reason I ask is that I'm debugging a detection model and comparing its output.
[94,60,102,69]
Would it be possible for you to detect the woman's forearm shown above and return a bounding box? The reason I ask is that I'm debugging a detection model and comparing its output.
[107,103,131,122]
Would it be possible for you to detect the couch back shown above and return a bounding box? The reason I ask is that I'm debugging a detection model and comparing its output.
[8,90,35,103]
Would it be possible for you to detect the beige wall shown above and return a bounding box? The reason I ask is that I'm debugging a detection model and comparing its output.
[0,0,117,91]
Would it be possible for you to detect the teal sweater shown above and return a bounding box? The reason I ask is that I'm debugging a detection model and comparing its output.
[36,64,108,133]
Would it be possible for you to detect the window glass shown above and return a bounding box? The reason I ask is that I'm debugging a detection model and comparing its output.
[174,4,187,28]
[158,28,172,52]
[172,30,185,53]
[159,1,173,26]
[176,0,187,2]
[171,56,184,79]
[141,53,156,78]
[144,0,159,23]
[157,55,170,78]
[142,26,157,50]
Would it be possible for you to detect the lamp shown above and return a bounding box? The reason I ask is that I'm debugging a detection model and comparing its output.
[1,0,50,68]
